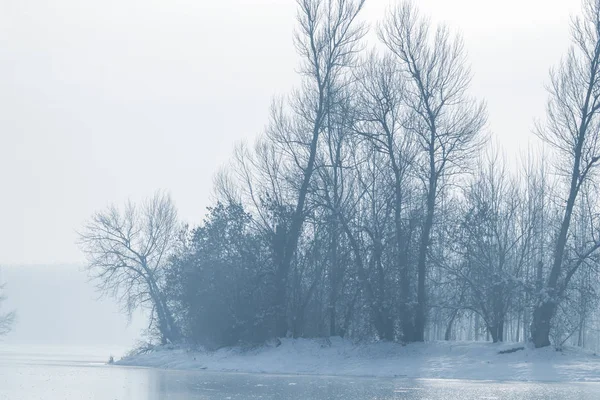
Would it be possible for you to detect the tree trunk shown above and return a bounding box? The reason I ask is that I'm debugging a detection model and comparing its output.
[531,41,597,347]
[445,309,458,341]
[339,216,393,341]
[145,269,178,344]
[329,217,339,337]
[415,167,436,342]
[531,165,580,348]
[386,124,413,342]
[516,310,521,343]
[531,301,555,348]
[273,225,289,337]
[489,327,498,343]
[373,236,395,341]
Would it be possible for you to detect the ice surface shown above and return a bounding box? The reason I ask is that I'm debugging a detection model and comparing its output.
[2,344,600,399]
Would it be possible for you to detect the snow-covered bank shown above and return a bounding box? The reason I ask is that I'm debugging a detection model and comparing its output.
[116,338,600,382]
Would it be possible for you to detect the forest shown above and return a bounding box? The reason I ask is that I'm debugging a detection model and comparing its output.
[79,0,600,351]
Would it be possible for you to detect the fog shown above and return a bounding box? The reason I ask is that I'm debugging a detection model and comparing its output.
[0,0,579,266]
[0,0,586,357]
[4,1,600,399]
[0,265,146,348]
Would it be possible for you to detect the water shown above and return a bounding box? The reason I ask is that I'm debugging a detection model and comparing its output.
[1,347,600,399]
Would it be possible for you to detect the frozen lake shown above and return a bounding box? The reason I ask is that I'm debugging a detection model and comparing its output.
[1,347,600,400]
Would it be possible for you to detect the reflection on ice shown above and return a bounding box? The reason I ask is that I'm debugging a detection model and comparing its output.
[1,350,600,400]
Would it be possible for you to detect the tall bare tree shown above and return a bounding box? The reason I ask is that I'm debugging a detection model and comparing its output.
[379,2,487,341]
[78,191,180,344]
[354,50,420,341]
[532,0,600,348]
[311,88,357,337]
[267,0,367,336]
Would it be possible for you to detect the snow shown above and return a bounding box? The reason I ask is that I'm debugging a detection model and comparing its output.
[116,337,600,382]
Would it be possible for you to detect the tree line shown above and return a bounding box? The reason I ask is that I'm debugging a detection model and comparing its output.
[79,0,600,350]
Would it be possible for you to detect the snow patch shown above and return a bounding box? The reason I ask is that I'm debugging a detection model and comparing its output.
[116,338,600,382]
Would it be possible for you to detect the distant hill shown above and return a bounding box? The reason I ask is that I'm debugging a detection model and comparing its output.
[0,264,147,348]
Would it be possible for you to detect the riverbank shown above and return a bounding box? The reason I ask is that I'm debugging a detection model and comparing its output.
[116,337,600,382]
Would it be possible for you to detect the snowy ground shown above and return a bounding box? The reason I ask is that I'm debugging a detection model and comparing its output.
[116,337,600,382]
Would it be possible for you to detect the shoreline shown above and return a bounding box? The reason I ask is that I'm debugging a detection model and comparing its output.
[116,337,600,383]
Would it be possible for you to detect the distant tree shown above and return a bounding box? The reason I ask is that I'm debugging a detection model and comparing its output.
[0,283,15,336]
[531,0,600,348]
[78,191,180,344]
[449,153,529,342]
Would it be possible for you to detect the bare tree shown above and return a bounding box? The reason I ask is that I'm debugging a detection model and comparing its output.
[0,283,15,336]
[448,151,529,342]
[532,0,600,348]
[311,88,357,337]
[336,148,397,340]
[78,191,180,344]
[379,2,487,341]
[266,0,367,336]
[354,50,420,341]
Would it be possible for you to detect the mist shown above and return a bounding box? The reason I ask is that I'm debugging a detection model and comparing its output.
[0,264,146,348]
[3,0,600,398]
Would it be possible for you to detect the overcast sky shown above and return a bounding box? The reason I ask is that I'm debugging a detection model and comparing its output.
[0,0,581,266]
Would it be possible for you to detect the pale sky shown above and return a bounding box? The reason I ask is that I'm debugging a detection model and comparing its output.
[0,0,580,266]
